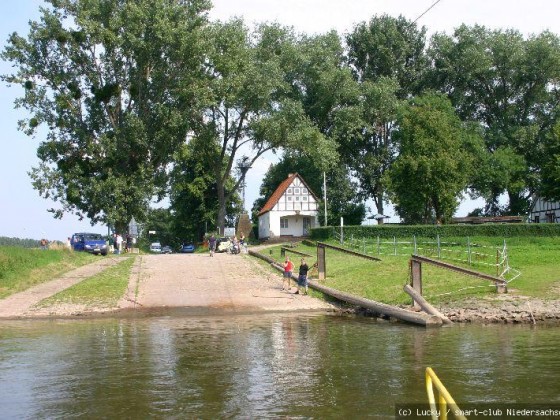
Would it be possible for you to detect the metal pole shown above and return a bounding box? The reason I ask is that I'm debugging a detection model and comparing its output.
[323,172,328,227]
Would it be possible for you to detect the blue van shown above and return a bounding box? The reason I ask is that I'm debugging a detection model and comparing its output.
[71,233,108,256]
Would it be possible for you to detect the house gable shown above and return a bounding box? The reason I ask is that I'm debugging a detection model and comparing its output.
[258,173,320,216]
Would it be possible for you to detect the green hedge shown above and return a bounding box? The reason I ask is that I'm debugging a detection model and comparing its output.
[310,223,560,240]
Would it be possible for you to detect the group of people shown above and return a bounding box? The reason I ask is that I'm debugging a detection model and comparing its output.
[206,233,311,295]
[282,255,310,295]
[207,233,247,257]
[110,233,134,254]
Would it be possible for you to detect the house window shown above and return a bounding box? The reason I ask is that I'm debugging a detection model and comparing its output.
[302,196,308,201]
[302,188,308,194]
[295,196,300,201]
[534,215,540,223]
[287,188,293,194]
[280,218,288,228]
[294,188,300,194]
[546,213,555,223]
[287,196,292,201]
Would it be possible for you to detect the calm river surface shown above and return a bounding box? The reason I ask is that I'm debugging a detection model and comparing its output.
[1,313,559,418]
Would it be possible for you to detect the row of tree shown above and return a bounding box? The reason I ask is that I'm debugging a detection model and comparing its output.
[3,1,560,240]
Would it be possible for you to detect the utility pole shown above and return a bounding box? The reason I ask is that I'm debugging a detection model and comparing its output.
[323,172,328,226]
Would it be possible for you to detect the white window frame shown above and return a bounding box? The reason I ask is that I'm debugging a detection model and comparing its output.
[280,218,289,228]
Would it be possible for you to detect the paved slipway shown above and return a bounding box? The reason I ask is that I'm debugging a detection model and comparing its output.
[0,253,334,319]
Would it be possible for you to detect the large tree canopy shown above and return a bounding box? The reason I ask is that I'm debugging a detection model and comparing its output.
[427,25,560,215]
[195,20,338,234]
[388,93,482,224]
[336,15,427,219]
[1,0,211,231]
[170,135,241,241]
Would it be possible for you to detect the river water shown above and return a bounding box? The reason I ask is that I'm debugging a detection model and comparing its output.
[1,313,559,419]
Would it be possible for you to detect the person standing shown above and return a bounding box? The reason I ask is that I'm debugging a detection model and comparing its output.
[296,258,309,295]
[239,233,246,253]
[282,256,294,291]
[126,234,133,253]
[208,234,217,257]
[115,233,123,255]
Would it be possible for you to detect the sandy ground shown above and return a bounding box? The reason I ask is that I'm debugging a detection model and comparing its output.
[0,252,334,319]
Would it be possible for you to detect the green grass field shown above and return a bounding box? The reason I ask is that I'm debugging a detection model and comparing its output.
[0,247,97,299]
[262,236,560,306]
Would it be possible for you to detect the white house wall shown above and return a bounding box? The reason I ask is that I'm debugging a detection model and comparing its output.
[259,175,320,238]
[269,210,317,237]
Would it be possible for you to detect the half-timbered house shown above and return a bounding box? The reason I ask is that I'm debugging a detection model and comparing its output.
[258,173,320,239]
[529,197,560,223]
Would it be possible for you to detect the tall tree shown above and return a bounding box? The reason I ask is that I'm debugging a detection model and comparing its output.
[387,93,482,224]
[540,121,560,201]
[195,20,337,234]
[1,0,211,232]
[427,25,560,215]
[345,14,428,96]
[169,136,241,241]
[340,15,427,219]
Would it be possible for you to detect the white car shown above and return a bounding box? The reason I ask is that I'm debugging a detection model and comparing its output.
[150,242,162,253]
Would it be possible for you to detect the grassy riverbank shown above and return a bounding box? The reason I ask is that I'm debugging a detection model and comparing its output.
[38,256,135,309]
[261,236,560,306]
[0,247,97,299]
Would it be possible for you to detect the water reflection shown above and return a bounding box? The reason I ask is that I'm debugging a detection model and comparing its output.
[0,315,559,418]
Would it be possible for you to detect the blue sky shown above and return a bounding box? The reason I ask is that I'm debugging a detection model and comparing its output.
[2,0,560,241]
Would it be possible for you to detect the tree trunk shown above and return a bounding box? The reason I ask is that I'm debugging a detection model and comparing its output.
[374,190,385,224]
[216,177,226,236]
[507,190,529,216]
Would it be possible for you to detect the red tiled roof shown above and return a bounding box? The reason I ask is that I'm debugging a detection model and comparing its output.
[258,173,320,216]
[258,173,298,216]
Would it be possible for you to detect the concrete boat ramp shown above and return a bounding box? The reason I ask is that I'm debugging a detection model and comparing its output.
[0,253,334,319]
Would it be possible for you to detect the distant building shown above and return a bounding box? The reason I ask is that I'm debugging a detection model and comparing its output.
[258,173,319,239]
[529,197,560,223]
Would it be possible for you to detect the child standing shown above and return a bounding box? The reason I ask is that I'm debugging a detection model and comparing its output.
[282,256,294,291]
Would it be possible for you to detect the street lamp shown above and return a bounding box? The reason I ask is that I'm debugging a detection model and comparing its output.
[236,156,251,212]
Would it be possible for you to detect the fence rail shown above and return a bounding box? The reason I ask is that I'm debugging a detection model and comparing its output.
[332,231,521,284]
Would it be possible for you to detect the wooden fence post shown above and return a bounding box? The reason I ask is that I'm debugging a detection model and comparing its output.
[411,259,423,309]
[317,243,326,280]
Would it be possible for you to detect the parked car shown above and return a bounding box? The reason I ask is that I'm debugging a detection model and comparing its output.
[180,242,195,253]
[71,232,108,256]
[161,245,173,254]
[149,242,162,253]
